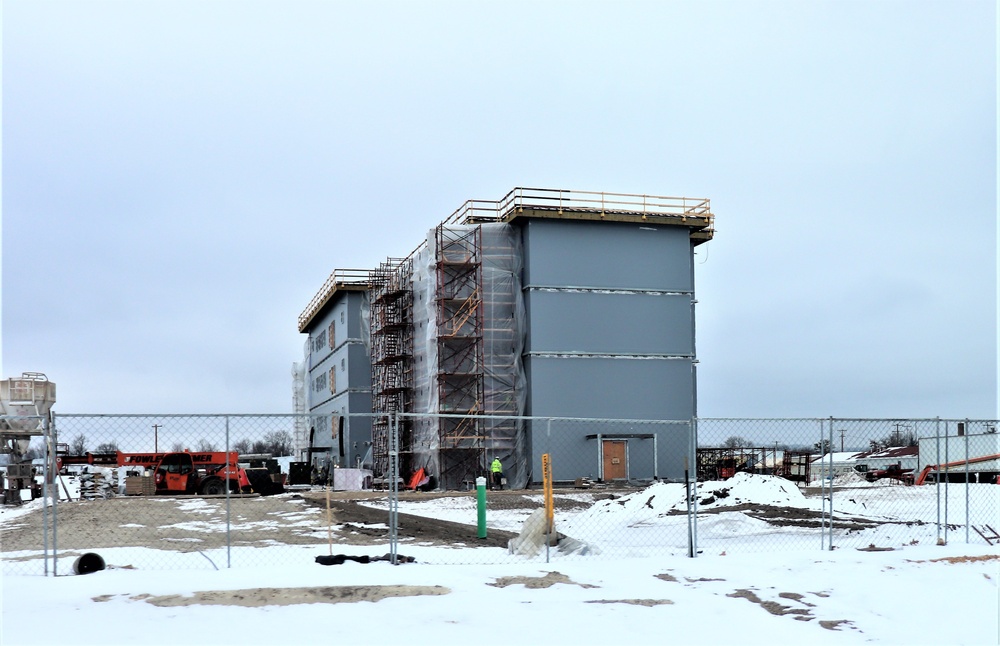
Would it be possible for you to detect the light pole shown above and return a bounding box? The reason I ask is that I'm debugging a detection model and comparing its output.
[152,424,162,453]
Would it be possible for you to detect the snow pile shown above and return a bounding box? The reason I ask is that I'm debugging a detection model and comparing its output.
[693,473,807,509]
[579,473,810,525]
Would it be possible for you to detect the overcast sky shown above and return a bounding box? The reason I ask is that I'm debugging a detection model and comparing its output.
[2,1,996,419]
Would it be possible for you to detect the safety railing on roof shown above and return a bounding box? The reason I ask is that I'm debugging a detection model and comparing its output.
[298,269,370,331]
[446,187,713,225]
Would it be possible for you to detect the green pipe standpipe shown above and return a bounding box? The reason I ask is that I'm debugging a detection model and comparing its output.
[476,476,487,539]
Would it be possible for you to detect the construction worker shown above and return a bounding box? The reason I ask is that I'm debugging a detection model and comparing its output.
[490,457,503,490]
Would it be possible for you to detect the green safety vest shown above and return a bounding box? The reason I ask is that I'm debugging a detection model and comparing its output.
[491,460,502,473]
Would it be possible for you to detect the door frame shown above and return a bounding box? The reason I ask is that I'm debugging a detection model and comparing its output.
[600,439,629,481]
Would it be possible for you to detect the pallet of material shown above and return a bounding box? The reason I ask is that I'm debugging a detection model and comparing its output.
[124,475,156,496]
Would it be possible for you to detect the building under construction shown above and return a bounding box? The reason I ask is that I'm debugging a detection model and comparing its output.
[297,187,714,489]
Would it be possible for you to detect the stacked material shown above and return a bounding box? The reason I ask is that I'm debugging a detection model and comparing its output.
[124,475,156,496]
[79,468,117,500]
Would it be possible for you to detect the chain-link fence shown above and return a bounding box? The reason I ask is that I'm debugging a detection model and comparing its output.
[2,414,996,575]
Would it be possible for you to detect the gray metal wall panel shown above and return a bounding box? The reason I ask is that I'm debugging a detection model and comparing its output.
[525,357,694,420]
[518,216,697,483]
[305,290,373,412]
[347,344,371,389]
[530,418,690,482]
[525,291,694,355]
[522,219,692,291]
[305,392,373,469]
[345,392,372,467]
[346,292,363,339]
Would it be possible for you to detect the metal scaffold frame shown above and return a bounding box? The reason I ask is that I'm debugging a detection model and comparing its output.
[369,258,415,480]
[435,225,485,488]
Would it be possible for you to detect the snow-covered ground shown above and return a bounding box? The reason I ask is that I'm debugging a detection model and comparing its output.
[2,474,998,645]
[2,544,997,645]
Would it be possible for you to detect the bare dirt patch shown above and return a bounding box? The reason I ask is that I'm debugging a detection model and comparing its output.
[911,554,1000,565]
[586,598,673,607]
[93,585,449,607]
[304,498,517,548]
[1,491,522,556]
[488,571,598,589]
[696,503,878,531]
[725,588,854,631]
[727,588,812,617]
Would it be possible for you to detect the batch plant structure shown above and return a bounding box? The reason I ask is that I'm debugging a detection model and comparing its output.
[297,188,715,489]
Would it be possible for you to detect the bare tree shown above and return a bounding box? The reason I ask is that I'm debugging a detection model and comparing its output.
[94,441,120,453]
[232,439,252,455]
[264,430,293,457]
[69,434,88,455]
[171,442,186,452]
[247,431,294,457]
[195,439,218,452]
[722,436,753,449]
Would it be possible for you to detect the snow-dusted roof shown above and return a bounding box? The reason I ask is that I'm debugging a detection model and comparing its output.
[812,446,918,463]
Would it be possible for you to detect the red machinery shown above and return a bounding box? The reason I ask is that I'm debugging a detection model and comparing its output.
[59,450,252,495]
[914,453,1000,486]
[864,462,915,484]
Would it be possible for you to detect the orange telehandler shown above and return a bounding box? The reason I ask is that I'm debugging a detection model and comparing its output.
[59,450,253,495]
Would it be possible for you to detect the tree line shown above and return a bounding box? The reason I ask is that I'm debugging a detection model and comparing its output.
[59,430,295,457]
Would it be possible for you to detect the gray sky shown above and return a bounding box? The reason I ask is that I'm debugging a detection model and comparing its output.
[2,1,996,418]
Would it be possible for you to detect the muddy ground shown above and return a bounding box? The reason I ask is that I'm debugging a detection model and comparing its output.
[1,486,857,559]
[0,489,594,556]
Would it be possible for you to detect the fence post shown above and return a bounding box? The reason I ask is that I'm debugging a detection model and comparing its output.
[689,418,699,558]
[820,419,829,551]
[935,418,942,544]
[828,417,834,550]
[944,419,950,545]
[43,413,51,576]
[389,412,398,565]
[225,415,231,569]
[52,413,59,575]
[964,418,970,544]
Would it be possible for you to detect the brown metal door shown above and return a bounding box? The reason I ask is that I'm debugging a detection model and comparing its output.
[603,440,627,480]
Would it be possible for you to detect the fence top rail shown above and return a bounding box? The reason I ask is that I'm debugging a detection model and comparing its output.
[698,417,999,424]
[396,412,692,424]
[53,413,340,419]
[51,413,998,424]
[697,417,828,423]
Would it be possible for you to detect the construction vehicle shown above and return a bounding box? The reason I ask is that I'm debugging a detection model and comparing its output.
[914,453,1000,486]
[58,450,259,495]
[864,462,915,484]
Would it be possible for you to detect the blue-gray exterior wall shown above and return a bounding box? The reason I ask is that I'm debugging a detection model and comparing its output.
[520,218,697,482]
[305,290,372,468]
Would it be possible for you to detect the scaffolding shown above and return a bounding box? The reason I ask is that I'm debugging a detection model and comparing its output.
[367,222,526,489]
[369,257,415,479]
[694,447,816,483]
[434,225,485,488]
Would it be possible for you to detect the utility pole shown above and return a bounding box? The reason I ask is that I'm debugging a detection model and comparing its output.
[152,424,162,453]
[838,429,847,452]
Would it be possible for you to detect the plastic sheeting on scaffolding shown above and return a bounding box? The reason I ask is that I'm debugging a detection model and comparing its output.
[407,223,527,490]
